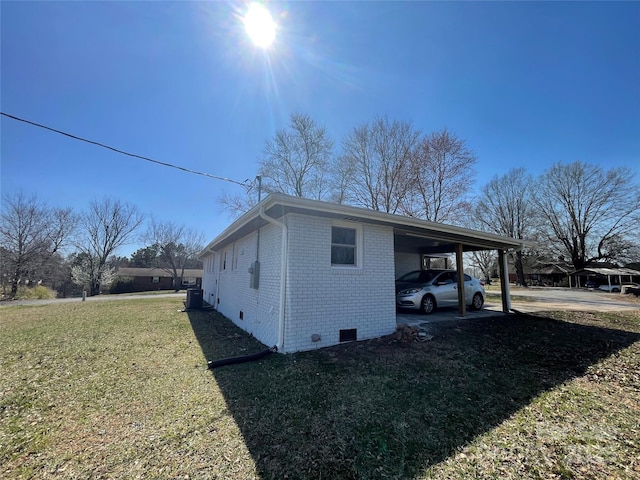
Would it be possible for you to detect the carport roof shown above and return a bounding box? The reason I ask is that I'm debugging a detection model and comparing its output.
[200,193,527,256]
[572,267,640,277]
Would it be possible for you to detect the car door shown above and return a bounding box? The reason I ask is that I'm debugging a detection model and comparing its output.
[462,274,475,303]
[433,271,458,307]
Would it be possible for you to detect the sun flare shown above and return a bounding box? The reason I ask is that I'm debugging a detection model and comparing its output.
[243,2,276,48]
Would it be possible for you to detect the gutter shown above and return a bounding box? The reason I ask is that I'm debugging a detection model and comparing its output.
[258,205,287,352]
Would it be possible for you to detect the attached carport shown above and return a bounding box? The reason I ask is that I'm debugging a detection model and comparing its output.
[392,221,526,316]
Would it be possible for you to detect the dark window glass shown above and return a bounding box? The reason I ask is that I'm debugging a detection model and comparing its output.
[331,226,356,265]
[332,227,356,246]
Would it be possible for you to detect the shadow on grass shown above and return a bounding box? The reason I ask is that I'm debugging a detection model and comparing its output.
[186,309,640,479]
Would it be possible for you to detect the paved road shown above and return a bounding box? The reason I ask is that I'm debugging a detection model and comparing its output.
[0,292,185,307]
[488,286,639,313]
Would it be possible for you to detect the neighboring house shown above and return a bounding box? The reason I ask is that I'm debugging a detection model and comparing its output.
[513,262,574,287]
[571,266,640,289]
[114,267,202,292]
[200,193,525,354]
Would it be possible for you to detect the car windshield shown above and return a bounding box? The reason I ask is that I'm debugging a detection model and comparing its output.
[396,270,439,283]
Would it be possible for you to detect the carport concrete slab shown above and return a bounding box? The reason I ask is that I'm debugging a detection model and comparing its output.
[396,303,506,327]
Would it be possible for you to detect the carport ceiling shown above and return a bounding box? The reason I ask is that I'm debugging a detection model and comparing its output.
[393,228,514,254]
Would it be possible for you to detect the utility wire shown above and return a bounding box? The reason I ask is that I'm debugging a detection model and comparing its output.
[1,111,251,188]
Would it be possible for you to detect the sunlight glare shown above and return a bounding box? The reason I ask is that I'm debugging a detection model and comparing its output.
[243,3,276,48]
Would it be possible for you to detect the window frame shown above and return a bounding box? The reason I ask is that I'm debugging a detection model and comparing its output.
[232,243,238,271]
[330,223,362,268]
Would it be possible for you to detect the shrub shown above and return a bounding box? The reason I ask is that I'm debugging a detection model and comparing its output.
[15,285,56,300]
[110,277,135,294]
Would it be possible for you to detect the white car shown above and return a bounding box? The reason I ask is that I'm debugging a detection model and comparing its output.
[599,282,640,293]
[599,284,622,293]
[396,269,485,314]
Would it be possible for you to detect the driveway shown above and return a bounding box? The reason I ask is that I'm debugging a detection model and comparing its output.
[499,286,639,313]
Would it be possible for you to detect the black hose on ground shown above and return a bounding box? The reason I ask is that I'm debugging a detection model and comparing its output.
[207,346,278,369]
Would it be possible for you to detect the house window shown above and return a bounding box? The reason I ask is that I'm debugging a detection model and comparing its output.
[152,276,160,283]
[331,226,357,266]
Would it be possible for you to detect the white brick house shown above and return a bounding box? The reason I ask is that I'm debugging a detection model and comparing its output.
[200,194,524,353]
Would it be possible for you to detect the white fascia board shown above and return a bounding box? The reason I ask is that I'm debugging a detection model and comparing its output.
[267,193,528,250]
[199,193,529,257]
[198,201,268,258]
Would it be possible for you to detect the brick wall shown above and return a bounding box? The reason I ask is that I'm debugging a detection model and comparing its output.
[209,224,283,349]
[202,254,215,305]
[394,252,421,278]
[203,214,398,354]
[283,214,397,353]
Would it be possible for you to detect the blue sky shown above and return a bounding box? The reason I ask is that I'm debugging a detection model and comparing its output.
[2,1,639,256]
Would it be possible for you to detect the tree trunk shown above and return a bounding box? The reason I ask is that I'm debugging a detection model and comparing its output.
[513,251,527,287]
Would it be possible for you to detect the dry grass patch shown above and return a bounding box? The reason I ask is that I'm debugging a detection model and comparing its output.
[1,300,639,479]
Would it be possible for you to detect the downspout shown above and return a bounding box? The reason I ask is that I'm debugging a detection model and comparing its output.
[259,206,287,352]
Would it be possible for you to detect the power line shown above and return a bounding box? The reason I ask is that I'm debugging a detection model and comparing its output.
[1,111,251,188]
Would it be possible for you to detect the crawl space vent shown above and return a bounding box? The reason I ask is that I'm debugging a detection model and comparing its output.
[339,329,357,342]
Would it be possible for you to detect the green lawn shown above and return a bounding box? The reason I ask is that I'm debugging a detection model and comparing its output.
[1,299,639,479]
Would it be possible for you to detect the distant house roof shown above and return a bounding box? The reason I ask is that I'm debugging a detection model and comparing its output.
[116,267,203,278]
[200,193,528,257]
[538,265,572,275]
[572,267,640,277]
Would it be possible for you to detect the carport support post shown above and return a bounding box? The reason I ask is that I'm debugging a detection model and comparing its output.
[455,243,466,317]
[498,249,511,313]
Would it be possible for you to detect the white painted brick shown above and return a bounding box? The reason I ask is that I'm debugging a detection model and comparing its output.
[202,214,398,354]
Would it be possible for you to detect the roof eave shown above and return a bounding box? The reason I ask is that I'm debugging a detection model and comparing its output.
[199,193,528,256]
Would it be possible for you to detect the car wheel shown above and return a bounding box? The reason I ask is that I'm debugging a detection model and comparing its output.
[471,292,484,310]
[421,295,436,314]
[613,288,620,293]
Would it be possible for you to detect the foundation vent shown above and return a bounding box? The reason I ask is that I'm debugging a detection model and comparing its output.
[339,329,357,342]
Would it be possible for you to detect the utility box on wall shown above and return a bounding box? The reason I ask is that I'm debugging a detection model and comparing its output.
[249,261,260,289]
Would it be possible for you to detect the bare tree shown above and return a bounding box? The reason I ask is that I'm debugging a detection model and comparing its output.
[469,249,496,284]
[0,192,77,297]
[218,113,333,218]
[217,185,259,220]
[475,168,537,286]
[340,117,420,213]
[328,153,357,205]
[404,129,477,224]
[259,112,333,199]
[144,218,204,291]
[75,198,144,296]
[534,161,640,270]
